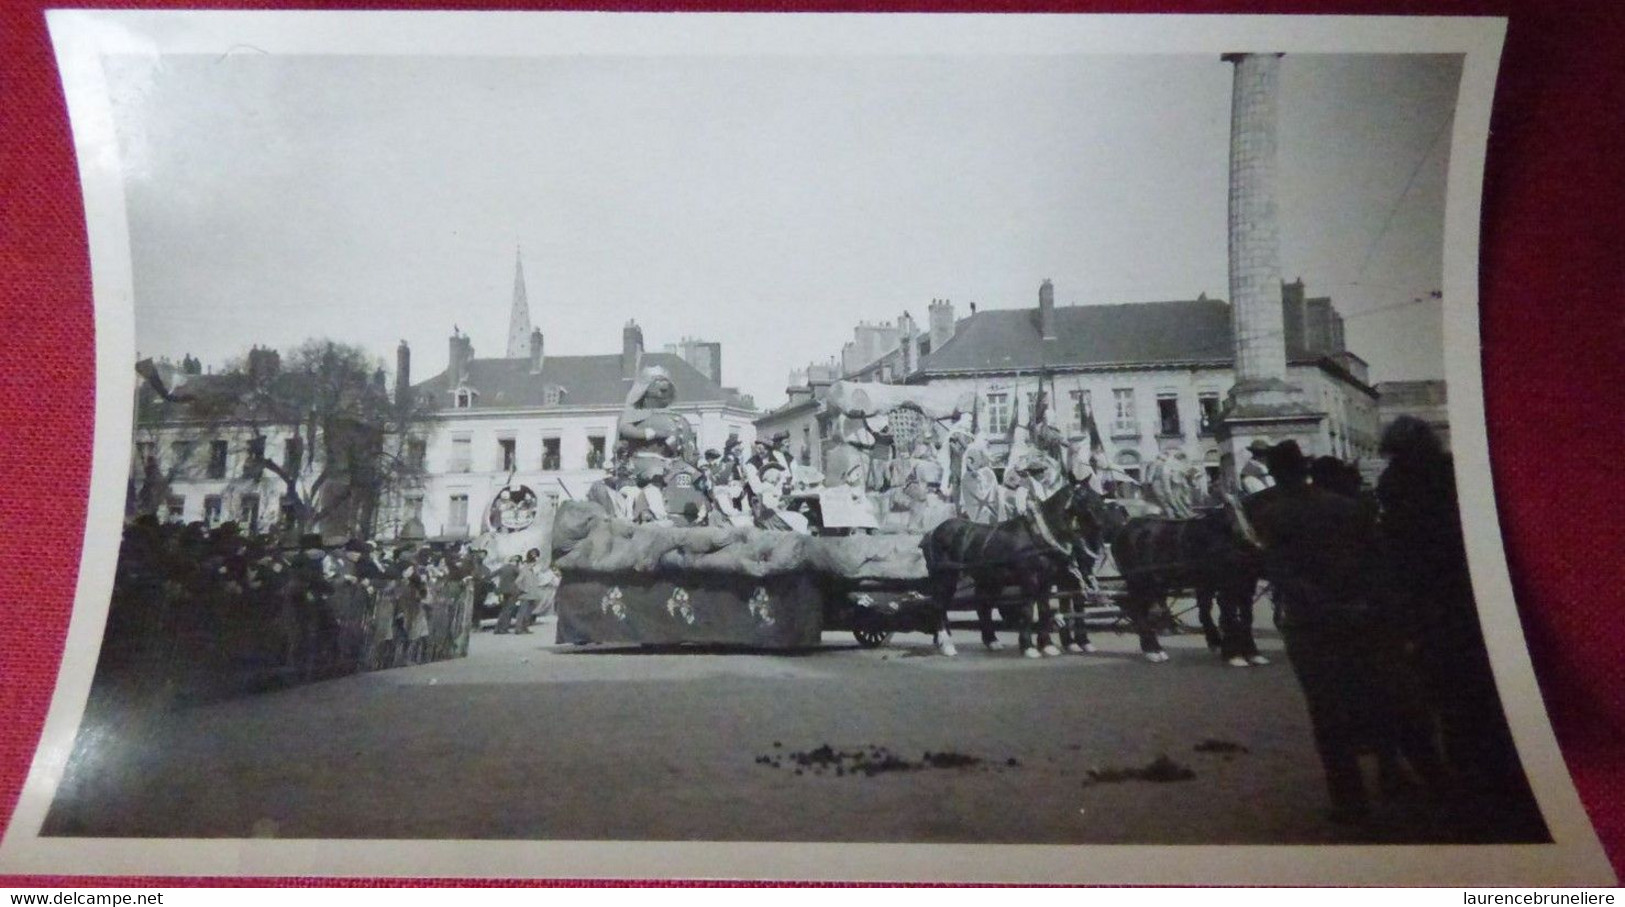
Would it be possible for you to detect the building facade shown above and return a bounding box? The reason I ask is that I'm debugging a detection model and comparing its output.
[394,258,756,540]
[129,348,408,537]
[1376,379,1450,451]
[781,279,1380,485]
[129,256,758,542]
[753,361,839,471]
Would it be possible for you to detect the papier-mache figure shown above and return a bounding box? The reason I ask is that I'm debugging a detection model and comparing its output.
[617,365,698,485]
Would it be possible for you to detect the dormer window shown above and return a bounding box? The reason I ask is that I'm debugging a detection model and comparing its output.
[544,385,564,406]
[454,388,472,409]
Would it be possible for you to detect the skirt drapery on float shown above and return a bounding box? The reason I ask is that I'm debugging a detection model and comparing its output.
[549,501,940,649]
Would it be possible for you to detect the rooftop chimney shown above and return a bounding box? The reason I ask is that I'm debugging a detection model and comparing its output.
[396,341,412,411]
[622,320,644,379]
[928,298,955,354]
[247,346,281,383]
[528,328,545,375]
[1038,279,1057,340]
[899,311,919,376]
[448,330,472,385]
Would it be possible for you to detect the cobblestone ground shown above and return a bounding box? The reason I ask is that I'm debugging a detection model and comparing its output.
[42,609,1538,848]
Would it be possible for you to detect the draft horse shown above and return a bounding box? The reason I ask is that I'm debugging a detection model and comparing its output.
[1108,502,1264,664]
[919,482,1116,658]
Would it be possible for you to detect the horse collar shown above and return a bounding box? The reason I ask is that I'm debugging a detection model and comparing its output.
[1026,503,1070,558]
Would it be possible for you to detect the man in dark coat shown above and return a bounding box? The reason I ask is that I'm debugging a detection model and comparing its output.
[1248,441,1443,823]
[491,556,523,634]
[1376,416,1523,797]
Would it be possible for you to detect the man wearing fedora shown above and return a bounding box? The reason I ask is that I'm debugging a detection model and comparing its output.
[1239,438,1275,496]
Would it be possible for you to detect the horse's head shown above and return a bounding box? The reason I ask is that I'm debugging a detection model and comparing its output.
[1052,482,1121,554]
[1216,490,1266,551]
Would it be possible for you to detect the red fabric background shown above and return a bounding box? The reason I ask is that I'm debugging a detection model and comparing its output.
[1,0,1620,887]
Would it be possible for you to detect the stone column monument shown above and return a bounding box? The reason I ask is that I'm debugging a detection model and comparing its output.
[1217,52,1325,468]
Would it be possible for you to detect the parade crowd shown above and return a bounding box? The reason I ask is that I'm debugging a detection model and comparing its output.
[102,517,495,704]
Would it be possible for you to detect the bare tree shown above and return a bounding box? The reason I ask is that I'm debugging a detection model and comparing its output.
[132,340,430,540]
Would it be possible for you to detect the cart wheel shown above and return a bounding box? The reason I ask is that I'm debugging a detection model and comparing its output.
[853,628,894,649]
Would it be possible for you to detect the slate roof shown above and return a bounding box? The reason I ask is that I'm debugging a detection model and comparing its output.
[412,352,743,413]
[919,298,1333,374]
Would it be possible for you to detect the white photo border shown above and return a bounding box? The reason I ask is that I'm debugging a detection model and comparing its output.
[5,9,1612,885]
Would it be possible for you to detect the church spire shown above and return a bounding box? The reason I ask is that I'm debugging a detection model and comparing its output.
[505,246,533,359]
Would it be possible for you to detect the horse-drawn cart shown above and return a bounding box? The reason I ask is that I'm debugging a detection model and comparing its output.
[548,485,1142,653]
[550,501,945,650]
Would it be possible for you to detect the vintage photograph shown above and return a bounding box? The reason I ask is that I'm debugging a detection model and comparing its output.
[5,11,1613,884]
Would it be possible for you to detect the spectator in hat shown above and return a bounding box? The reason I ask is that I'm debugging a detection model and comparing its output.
[745,434,793,508]
[514,548,545,634]
[492,555,524,634]
[1240,438,1275,496]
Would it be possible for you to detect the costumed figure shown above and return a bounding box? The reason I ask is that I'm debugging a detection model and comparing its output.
[945,429,971,501]
[1066,437,1106,495]
[823,413,874,490]
[1163,451,1196,518]
[818,413,881,531]
[957,443,1001,524]
[998,460,1028,521]
[754,482,811,534]
[1187,457,1211,508]
[701,447,752,528]
[616,365,699,487]
[744,433,794,509]
[1144,451,1173,514]
[586,469,629,519]
[893,439,953,532]
[1012,424,1068,499]
[911,438,946,495]
[632,474,673,525]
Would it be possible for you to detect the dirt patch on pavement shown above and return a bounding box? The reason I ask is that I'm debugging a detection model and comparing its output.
[1082,754,1197,785]
[756,742,1020,778]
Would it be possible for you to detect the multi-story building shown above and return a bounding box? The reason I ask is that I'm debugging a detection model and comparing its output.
[129,256,758,541]
[780,279,1380,486]
[393,259,757,540]
[129,347,403,537]
[753,360,840,471]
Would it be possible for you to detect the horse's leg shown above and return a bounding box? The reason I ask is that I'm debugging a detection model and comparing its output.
[1069,570,1096,653]
[1197,584,1223,654]
[1054,585,1076,652]
[1016,582,1041,658]
[930,571,959,657]
[1059,585,1093,654]
[1038,585,1061,657]
[1128,582,1169,663]
[975,578,1002,651]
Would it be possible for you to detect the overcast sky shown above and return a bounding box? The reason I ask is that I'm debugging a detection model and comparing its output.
[108,51,1461,407]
